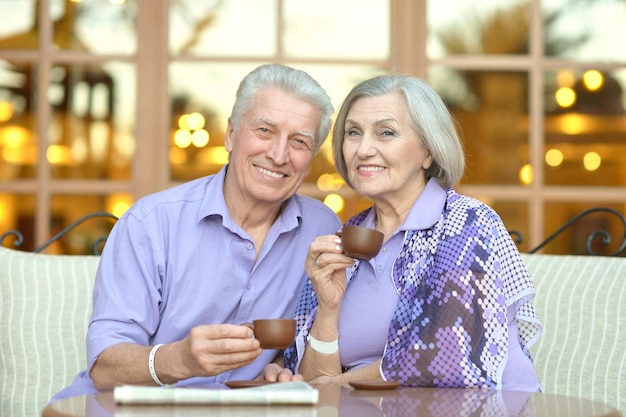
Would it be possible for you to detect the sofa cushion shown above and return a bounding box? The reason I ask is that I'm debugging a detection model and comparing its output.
[0,246,100,417]
[522,253,625,413]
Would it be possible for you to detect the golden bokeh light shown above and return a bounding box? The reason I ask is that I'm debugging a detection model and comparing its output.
[317,173,335,191]
[331,174,345,190]
[583,151,601,171]
[323,193,345,214]
[46,145,73,165]
[317,173,345,191]
[0,193,14,233]
[106,193,133,218]
[174,129,192,148]
[198,146,229,165]
[112,201,130,217]
[0,195,7,220]
[555,87,576,108]
[519,164,533,185]
[191,129,210,147]
[582,70,603,91]
[178,114,190,130]
[0,101,13,121]
[0,125,31,148]
[559,113,586,135]
[187,112,206,130]
[545,148,564,167]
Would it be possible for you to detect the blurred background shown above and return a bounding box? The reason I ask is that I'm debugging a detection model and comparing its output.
[0,0,625,255]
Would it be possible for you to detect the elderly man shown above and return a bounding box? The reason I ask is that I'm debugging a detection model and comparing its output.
[52,64,340,401]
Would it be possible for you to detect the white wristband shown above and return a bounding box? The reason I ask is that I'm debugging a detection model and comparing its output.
[307,334,339,354]
[148,344,176,387]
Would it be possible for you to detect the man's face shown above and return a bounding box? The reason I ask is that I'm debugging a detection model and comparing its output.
[224,87,322,208]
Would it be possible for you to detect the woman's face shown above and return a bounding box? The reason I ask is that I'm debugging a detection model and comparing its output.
[342,92,433,205]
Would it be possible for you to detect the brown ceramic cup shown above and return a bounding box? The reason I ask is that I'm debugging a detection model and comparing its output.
[247,319,296,350]
[340,225,384,260]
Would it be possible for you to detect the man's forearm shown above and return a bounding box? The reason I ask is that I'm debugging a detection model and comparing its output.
[90,343,181,390]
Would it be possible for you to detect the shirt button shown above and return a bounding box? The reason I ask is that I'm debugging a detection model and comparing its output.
[378,265,383,271]
[246,282,252,290]
[383,248,388,253]
[246,243,253,250]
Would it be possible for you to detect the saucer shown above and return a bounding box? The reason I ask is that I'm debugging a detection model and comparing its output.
[225,380,276,389]
[348,380,401,391]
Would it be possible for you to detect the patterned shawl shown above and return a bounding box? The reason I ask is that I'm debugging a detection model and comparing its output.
[284,189,541,388]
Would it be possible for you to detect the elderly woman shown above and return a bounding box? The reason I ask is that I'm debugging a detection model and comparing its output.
[284,75,542,391]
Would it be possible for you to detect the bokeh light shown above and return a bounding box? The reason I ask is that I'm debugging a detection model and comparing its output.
[191,129,209,147]
[545,148,563,167]
[583,151,601,171]
[582,70,603,91]
[555,87,576,108]
[187,112,205,130]
[519,164,533,185]
[323,193,344,214]
[174,129,192,148]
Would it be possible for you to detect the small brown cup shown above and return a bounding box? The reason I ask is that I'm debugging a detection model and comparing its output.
[341,225,384,260]
[250,319,296,349]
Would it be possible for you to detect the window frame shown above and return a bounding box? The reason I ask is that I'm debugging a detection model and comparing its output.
[1,0,625,253]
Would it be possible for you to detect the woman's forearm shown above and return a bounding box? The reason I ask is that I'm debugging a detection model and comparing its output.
[298,310,342,380]
[309,359,384,385]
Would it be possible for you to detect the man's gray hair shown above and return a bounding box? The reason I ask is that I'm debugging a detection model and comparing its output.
[230,64,334,153]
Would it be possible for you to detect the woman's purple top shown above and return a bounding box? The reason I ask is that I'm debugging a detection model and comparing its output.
[285,179,542,391]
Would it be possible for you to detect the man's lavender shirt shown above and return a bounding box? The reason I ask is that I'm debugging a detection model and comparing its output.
[51,165,341,402]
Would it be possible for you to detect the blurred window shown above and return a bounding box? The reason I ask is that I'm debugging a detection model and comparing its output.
[0,0,624,255]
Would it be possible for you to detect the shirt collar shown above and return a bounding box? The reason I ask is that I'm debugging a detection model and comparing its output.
[198,165,229,223]
[358,177,446,233]
[401,177,447,231]
[198,164,302,233]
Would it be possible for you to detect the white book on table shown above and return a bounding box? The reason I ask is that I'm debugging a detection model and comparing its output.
[113,381,319,405]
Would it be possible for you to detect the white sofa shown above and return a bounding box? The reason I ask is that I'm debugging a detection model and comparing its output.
[522,253,625,413]
[1,246,624,416]
[0,246,100,417]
